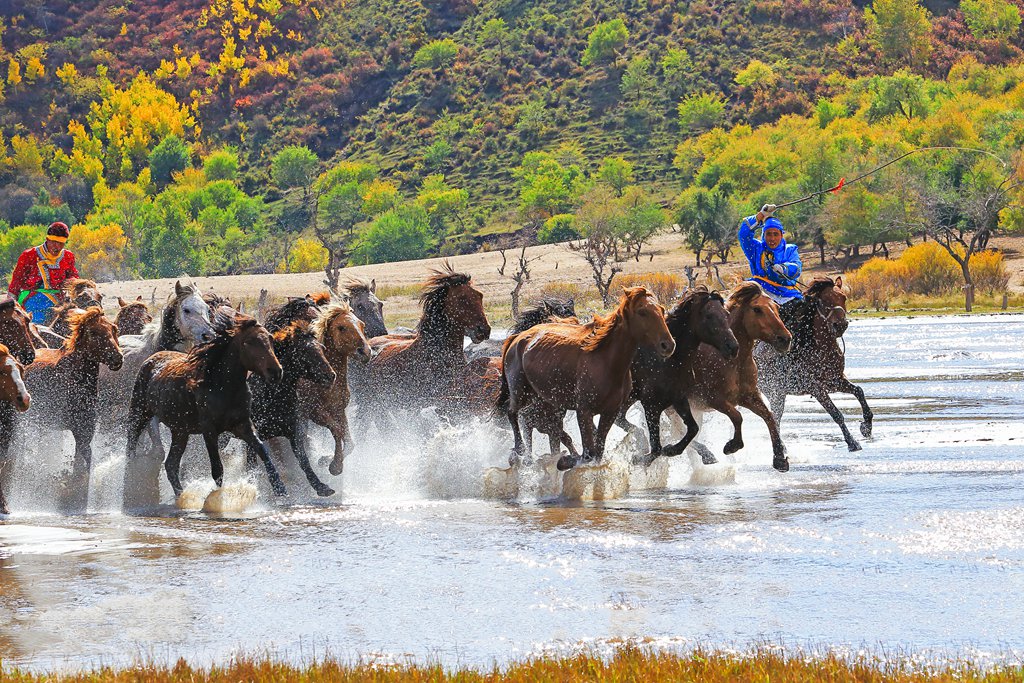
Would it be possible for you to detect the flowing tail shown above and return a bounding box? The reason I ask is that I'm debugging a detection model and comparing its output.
[493,336,516,420]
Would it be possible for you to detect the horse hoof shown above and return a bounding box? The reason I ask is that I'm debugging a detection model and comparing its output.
[700,452,719,465]
[315,484,335,497]
[556,454,577,471]
[860,423,872,438]
[848,440,863,452]
[773,457,790,472]
[328,460,344,476]
[723,439,743,455]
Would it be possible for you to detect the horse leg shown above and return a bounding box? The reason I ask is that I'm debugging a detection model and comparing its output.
[202,432,225,489]
[837,377,874,438]
[741,393,788,471]
[614,400,649,456]
[164,431,190,498]
[291,428,335,497]
[504,375,529,466]
[577,411,597,465]
[236,425,287,496]
[0,406,14,515]
[812,390,861,452]
[715,403,744,456]
[659,401,701,461]
[329,408,355,475]
[591,412,616,463]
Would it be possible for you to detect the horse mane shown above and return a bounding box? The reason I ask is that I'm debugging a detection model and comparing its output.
[62,278,98,298]
[803,277,836,300]
[310,291,332,307]
[311,300,353,345]
[666,286,724,323]
[417,262,472,335]
[725,282,764,312]
[64,308,107,353]
[510,297,576,336]
[186,315,259,377]
[557,287,649,352]
[264,297,315,332]
[272,318,315,346]
[341,278,373,297]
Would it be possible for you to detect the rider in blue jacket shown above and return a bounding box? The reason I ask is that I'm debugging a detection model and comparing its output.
[738,203,802,310]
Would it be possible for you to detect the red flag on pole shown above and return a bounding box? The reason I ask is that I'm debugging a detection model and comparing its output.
[831,177,845,193]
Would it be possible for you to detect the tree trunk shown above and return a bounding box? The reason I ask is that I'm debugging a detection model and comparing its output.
[819,242,825,265]
[961,261,974,313]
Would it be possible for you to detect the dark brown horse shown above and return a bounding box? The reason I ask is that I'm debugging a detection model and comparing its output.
[688,283,793,470]
[615,286,739,466]
[352,263,489,415]
[22,309,123,512]
[501,287,676,471]
[125,315,286,499]
[115,297,153,336]
[298,300,372,476]
[0,343,32,515]
[465,297,577,362]
[263,295,321,333]
[755,276,874,451]
[0,298,37,365]
[249,319,337,496]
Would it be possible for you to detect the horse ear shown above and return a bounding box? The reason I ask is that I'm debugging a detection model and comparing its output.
[136,295,143,302]
[370,278,376,293]
[117,297,127,307]
[835,275,844,290]
[175,280,185,297]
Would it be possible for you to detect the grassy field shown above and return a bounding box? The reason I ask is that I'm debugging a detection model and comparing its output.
[1,648,1021,682]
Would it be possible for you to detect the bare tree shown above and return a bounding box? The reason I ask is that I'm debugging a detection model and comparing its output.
[570,187,626,305]
[497,242,541,317]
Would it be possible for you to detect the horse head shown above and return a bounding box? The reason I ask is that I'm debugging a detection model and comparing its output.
[67,308,123,371]
[174,280,217,345]
[233,317,283,383]
[313,301,372,363]
[273,320,336,386]
[621,286,675,359]
[64,278,103,309]
[668,286,739,359]
[114,298,153,336]
[726,282,792,353]
[420,263,490,344]
[0,298,36,364]
[805,276,849,339]
[0,344,31,412]
[342,278,388,339]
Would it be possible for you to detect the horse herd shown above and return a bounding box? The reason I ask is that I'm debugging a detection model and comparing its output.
[0,265,873,515]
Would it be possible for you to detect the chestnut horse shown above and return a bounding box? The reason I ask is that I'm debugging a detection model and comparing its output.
[615,287,739,466]
[687,283,793,471]
[22,309,123,512]
[249,319,338,496]
[755,276,874,451]
[501,287,676,471]
[0,298,37,365]
[0,343,32,514]
[115,297,153,336]
[341,278,388,339]
[298,300,371,476]
[352,263,489,415]
[125,316,286,499]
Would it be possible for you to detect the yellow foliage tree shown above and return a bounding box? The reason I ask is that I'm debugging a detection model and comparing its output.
[281,237,327,273]
[74,222,130,281]
[7,59,21,88]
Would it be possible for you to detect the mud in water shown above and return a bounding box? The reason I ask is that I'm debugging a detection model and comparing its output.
[1,315,1024,669]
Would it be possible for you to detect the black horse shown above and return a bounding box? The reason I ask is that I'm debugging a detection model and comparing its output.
[465,297,576,361]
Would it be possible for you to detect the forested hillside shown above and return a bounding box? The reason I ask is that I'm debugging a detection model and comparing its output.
[0,0,1022,288]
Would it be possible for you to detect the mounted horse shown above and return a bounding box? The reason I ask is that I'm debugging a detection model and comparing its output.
[341,278,388,339]
[687,282,793,471]
[115,297,153,336]
[21,309,123,512]
[755,276,873,451]
[125,315,286,500]
[298,301,371,477]
[0,343,32,515]
[501,286,675,471]
[249,319,337,496]
[351,263,489,417]
[465,297,577,362]
[615,286,739,466]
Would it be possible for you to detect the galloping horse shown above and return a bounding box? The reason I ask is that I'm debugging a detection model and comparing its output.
[249,320,337,496]
[465,297,577,362]
[22,309,123,512]
[501,287,675,471]
[687,283,793,471]
[615,287,739,466]
[341,278,388,339]
[0,343,32,514]
[115,297,153,336]
[755,276,874,451]
[299,301,371,476]
[352,264,489,415]
[0,298,37,365]
[125,316,286,499]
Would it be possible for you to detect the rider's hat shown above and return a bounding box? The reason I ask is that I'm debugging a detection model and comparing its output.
[46,222,70,243]
[763,217,784,234]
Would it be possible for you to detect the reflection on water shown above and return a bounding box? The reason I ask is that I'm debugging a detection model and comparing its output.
[2,314,1024,669]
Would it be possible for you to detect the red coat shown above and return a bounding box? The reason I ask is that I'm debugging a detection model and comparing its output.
[7,246,80,298]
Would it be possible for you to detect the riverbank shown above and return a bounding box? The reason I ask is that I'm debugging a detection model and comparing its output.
[6,648,1022,681]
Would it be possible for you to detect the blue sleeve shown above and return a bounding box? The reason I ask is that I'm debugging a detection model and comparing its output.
[780,247,802,280]
[738,216,760,261]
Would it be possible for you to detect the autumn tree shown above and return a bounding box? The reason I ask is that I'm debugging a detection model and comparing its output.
[865,0,933,68]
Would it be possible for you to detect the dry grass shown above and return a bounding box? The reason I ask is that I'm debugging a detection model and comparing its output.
[376,283,423,300]
[610,271,687,305]
[1,647,1021,682]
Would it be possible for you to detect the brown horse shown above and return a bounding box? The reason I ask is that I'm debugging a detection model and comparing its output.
[22,309,123,512]
[298,301,372,476]
[352,263,489,415]
[63,278,103,308]
[501,287,675,471]
[688,283,793,470]
[125,315,286,500]
[0,343,32,515]
[115,297,153,336]
[0,298,37,365]
[755,276,874,451]
[615,287,739,466]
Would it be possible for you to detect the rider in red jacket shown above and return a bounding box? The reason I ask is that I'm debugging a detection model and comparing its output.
[8,221,80,322]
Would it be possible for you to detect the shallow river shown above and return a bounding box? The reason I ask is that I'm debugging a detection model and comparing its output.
[1,315,1023,670]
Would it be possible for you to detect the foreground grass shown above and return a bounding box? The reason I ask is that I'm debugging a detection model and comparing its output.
[2,648,1022,682]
